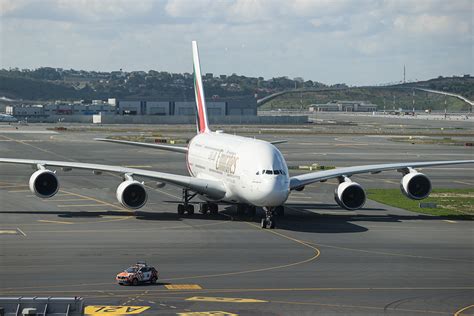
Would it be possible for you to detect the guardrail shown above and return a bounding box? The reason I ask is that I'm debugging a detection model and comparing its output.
[0,297,84,316]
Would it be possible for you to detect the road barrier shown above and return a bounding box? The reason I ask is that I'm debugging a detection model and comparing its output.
[0,297,84,316]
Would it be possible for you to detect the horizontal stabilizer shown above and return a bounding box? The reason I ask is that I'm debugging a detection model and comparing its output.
[95,138,188,154]
[270,140,287,145]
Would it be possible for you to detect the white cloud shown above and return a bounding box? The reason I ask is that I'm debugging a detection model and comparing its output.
[165,0,232,19]
[393,14,470,35]
[57,0,154,21]
[0,0,472,85]
[0,0,27,15]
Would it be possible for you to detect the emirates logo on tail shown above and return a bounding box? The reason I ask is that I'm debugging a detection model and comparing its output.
[192,41,210,134]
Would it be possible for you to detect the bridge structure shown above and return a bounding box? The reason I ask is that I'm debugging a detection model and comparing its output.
[256,86,474,111]
[414,87,473,111]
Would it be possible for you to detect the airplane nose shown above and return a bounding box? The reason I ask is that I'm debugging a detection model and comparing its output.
[257,177,289,206]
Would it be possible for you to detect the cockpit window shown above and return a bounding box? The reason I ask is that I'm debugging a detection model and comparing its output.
[258,169,286,176]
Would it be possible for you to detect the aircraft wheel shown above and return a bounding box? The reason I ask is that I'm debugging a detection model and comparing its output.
[200,203,209,215]
[260,218,267,229]
[186,204,194,215]
[209,204,218,215]
[269,218,276,229]
[177,204,185,216]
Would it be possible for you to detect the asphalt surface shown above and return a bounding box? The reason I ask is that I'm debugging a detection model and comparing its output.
[0,122,473,316]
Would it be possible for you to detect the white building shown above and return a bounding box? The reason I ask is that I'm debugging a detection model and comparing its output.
[310,101,378,112]
[6,105,44,116]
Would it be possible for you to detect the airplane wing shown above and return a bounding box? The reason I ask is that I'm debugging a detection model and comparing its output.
[0,158,225,199]
[94,138,188,153]
[289,160,474,190]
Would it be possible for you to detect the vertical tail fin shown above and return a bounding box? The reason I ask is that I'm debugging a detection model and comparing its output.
[192,41,211,134]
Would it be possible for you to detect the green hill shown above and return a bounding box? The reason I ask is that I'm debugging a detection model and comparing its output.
[0,67,472,112]
[0,75,94,100]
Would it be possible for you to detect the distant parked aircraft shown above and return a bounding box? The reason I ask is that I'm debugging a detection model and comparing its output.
[0,114,18,122]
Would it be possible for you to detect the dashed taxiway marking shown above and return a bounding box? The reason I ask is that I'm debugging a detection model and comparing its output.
[38,219,74,225]
[443,220,457,224]
[0,230,19,235]
[166,284,202,290]
[186,296,266,303]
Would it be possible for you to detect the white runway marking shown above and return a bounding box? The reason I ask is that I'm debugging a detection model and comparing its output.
[0,130,58,134]
[16,228,27,236]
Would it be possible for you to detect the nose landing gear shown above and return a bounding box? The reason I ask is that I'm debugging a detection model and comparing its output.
[260,205,285,229]
[261,206,276,229]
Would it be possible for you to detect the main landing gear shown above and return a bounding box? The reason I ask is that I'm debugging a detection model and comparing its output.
[199,202,218,215]
[177,188,218,216]
[260,205,285,229]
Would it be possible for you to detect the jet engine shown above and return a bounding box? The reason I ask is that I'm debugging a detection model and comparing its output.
[116,179,147,209]
[334,178,366,210]
[400,170,431,200]
[29,169,59,198]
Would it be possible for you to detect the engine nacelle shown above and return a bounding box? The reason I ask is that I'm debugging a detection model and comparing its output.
[400,171,431,200]
[334,180,366,210]
[29,169,59,198]
[116,180,147,209]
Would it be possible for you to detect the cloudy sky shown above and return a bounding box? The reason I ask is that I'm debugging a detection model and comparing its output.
[0,0,472,85]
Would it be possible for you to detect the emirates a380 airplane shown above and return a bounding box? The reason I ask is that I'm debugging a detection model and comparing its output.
[1,41,473,229]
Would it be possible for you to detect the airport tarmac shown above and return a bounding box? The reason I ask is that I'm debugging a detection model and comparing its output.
[0,124,473,316]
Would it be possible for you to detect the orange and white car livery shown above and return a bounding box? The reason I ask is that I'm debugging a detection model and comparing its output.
[116,262,158,286]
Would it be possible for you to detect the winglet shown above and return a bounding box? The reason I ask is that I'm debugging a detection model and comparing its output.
[192,41,211,134]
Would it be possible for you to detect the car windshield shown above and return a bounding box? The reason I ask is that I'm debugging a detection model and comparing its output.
[126,267,137,273]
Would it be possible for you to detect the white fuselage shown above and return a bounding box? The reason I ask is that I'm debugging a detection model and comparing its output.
[187,132,290,207]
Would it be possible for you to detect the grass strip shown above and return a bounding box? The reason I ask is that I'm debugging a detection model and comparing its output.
[367,188,473,219]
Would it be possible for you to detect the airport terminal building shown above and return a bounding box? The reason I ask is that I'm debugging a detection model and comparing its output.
[4,96,309,124]
[6,97,257,119]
